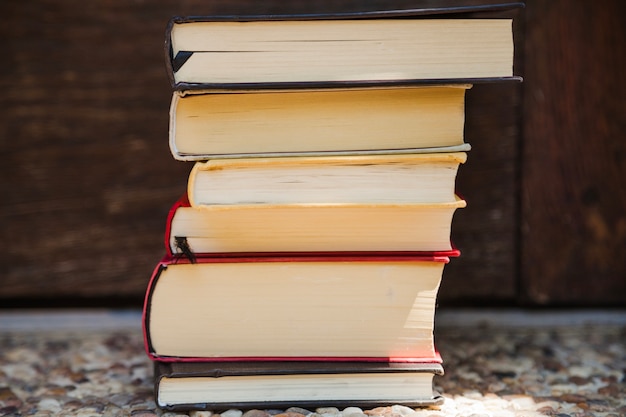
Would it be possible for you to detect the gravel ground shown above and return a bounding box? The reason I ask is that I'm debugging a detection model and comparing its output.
[0,310,624,417]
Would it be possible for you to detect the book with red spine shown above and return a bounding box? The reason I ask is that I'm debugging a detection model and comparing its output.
[143,253,452,363]
[164,193,465,258]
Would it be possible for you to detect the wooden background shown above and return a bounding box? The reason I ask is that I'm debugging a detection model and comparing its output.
[2,0,625,308]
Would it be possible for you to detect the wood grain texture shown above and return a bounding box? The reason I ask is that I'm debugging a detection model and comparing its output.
[521,0,626,305]
[1,0,520,305]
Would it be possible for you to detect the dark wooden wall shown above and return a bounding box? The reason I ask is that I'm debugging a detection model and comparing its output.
[2,0,624,307]
[520,1,626,305]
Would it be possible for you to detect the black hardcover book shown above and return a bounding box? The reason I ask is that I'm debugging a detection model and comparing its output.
[154,360,444,411]
[165,3,524,90]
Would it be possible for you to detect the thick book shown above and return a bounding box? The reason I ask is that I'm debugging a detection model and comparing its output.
[169,86,471,160]
[143,254,451,362]
[164,194,466,256]
[165,4,523,90]
[154,360,444,411]
[188,152,467,206]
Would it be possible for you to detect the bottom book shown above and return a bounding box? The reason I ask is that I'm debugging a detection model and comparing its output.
[154,360,444,411]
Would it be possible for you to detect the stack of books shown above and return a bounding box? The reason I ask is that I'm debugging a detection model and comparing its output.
[142,3,521,412]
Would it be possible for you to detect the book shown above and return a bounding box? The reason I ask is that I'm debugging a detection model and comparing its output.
[143,254,450,361]
[166,5,522,90]
[187,152,467,206]
[165,194,466,256]
[154,360,444,411]
[169,86,471,161]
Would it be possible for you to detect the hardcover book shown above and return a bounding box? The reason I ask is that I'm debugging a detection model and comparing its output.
[166,4,523,90]
[143,254,451,362]
[165,194,466,256]
[187,152,467,206]
[169,86,470,160]
[154,360,444,411]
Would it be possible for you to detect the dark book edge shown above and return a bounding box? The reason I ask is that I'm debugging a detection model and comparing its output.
[170,2,524,24]
[171,77,523,92]
[156,360,444,377]
[171,143,474,162]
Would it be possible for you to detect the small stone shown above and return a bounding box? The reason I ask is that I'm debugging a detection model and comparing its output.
[390,405,416,416]
[536,406,556,415]
[242,410,271,417]
[109,393,134,407]
[81,400,107,413]
[543,359,564,372]
[505,395,536,410]
[273,413,306,417]
[342,407,365,417]
[534,400,559,412]
[191,412,214,417]
[576,402,590,410]
[0,387,22,409]
[558,393,587,404]
[265,411,286,416]
[285,408,312,416]
[221,409,243,417]
[364,406,394,417]
[38,398,62,413]
[598,383,621,396]
[102,404,124,417]
[568,376,590,385]
[586,399,612,412]
[315,408,340,416]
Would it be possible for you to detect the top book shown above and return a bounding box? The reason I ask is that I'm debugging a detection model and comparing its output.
[166,3,522,90]
[166,3,523,90]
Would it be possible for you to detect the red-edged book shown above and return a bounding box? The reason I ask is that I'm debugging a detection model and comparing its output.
[164,193,465,257]
[143,253,452,363]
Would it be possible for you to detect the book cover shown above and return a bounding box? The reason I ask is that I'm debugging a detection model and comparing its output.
[166,3,523,90]
[143,254,451,362]
[154,360,444,411]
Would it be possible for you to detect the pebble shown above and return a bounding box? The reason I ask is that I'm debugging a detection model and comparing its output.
[316,407,341,416]
[242,410,271,417]
[273,412,306,417]
[221,409,244,417]
[341,407,365,417]
[285,408,313,416]
[190,411,214,417]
